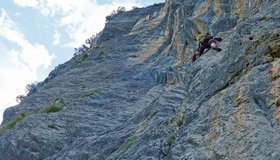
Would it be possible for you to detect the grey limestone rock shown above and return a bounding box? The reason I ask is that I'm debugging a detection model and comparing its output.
[1,0,280,160]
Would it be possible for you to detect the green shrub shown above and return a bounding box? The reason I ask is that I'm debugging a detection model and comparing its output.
[81,90,97,98]
[80,85,87,90]
[120,138,134,150]
[94,45,100,49]
[98,50,105,57]
[54,96,62,102]
[176,115,185,127]
[78,53,88,63]
[166,136,175,146]
[20,113,27,117]
[2,113,27,129]
[259,16,268,21]
[169,77,178,85]
[41,104,63,113]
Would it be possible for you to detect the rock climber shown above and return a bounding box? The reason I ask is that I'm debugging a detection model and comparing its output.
[192,33,222,62]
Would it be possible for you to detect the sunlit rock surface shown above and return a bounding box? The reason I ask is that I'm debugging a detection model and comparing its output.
[1,0,279,159]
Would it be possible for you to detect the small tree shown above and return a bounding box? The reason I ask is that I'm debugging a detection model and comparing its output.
[74,46,87,56]
[132,6,139,10]
[106,10,117,22]
[74,48,80,56]
[85,35,96,47]
[16,95,25,103]
[105,6,126,23]
[25,82,38,95]
[117,6,126,13]
[85,38,91,46]
[82,44,89,52]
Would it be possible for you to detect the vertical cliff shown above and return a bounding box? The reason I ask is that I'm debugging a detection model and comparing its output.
[0,0,280,159]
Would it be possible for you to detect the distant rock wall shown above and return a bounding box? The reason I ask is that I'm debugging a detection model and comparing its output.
[0,0,279,160]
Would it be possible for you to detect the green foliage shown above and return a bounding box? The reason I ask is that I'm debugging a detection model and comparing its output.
[169,77,178,85]
[2,113,27,129]
[98,50,105,57]
[106,6,126,22]
[132,6,139,10]
[25,82,38,94]
[20,113,27,117]
[82,90,98,98]
[54,96,62,102]
[93,45,100,49]
[259,16,268,21]
[120,138,134,150]
[16,95,25,103]
[41,104,63,113]
[80,85,87,90]
[166,136,175,146]
[78,53,88,63]
[2,97,65,130]
[233,12,239,18]
[176,115,185,127]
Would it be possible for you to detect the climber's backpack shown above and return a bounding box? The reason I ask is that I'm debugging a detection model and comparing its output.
[196,33,204,42]
[196,33,212,49]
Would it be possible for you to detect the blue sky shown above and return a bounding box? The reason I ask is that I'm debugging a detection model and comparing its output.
[0,0,164,123]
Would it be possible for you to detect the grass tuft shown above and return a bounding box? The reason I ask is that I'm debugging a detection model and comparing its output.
[176,115,185,127]
[82,90,98,98]
[2,113,27,129]
[120,138,134,150]
[54,97,62,102]
[41,104,63,113]
[166,136,175,146]
[98,50,105,57]
[80,85,87,90]
[78,53,88,63]
[259,16,268,21]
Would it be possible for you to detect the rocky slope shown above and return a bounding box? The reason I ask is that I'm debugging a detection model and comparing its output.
[1,0,280,159]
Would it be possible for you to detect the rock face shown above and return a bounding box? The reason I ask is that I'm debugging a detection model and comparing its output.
[1,0,280,159]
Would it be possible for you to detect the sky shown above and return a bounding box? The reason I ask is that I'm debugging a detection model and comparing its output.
[0,0,165,123]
